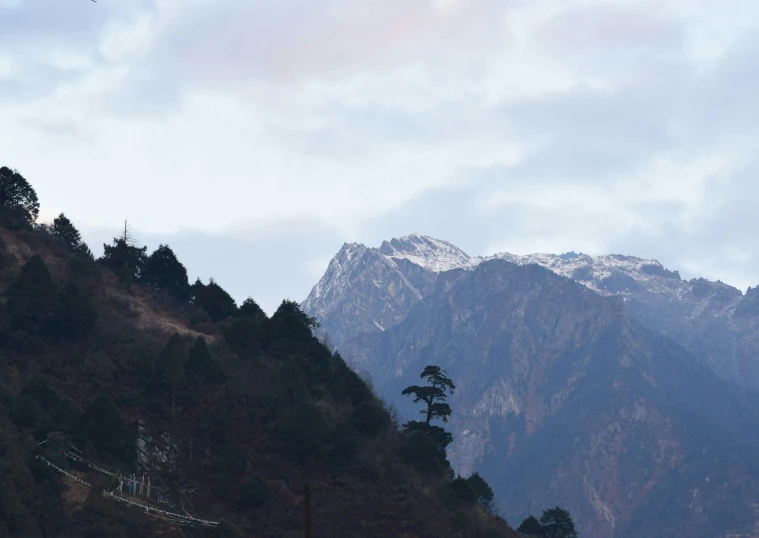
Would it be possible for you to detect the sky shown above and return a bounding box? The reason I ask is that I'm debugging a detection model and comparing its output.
[1,0,758,314]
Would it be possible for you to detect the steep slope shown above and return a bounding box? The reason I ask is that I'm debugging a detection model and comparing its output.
[0,224,516,538]
[302,234,475,349]
[490,253,752,384]
[304,235,759,390]
[340,259,759,538]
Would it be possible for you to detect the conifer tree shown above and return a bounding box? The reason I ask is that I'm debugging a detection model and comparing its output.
[6,255,57,332]
[467,472,495,512]
[75,395,136,466]
[142,244,190,300]
[539,507,578,538]
[100,220,147,284]
[402,365,455,426]
[517,515,543,536]
[238,297,266,321]
[187,336,225,383]
[51,213,82,249]
[0,166,40,223]
[191,278,238,322]
[268,300,319,342]
[50,282,98,341]
[224,317,263,359]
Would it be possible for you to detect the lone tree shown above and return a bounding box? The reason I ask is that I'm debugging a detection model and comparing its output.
[191,278,238,322]
[401,365,456,453]
[467,472,495,512]
[0,166,40,223]
[539,507,578,538]
[517,515,543,536]
[142,244,190,300]
[100,220,147,284]
[402,365,455,426]
[6,255,57,332]
[51,213,82,250]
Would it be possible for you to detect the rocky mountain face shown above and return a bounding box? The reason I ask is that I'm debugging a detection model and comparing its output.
[303,235,759,390]
[303,235,474,348]
[303,235,759,538]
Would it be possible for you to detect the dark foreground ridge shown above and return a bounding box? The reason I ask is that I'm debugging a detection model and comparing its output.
[0,165,521,537]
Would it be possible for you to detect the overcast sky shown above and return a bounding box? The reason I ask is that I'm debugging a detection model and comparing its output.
[2,0,758,313]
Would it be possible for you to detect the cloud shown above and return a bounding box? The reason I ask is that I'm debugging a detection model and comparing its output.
[2,0,759,306]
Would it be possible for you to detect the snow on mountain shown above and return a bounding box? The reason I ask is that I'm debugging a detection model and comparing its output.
[303,234,753,380]
[483,252,682,296]
[378,233,478,273]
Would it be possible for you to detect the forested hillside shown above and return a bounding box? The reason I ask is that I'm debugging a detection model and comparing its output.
[0,166,520,538]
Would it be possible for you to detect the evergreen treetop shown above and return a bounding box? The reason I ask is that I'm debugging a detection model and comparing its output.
[0,166,40,223]
[51,213,82,250]
[402,365,455,425]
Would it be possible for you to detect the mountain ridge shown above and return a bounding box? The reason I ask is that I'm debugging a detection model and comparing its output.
[309,254,759,537]
[303,233,758,388]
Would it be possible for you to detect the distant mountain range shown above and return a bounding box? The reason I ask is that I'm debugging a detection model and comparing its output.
[304,234,759,388]
[303,234,759,538]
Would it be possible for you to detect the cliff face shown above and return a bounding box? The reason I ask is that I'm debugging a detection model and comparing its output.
[348,261,759,538]
[304,236,759,390]
[303,235,474,349]
[306,245,759,538]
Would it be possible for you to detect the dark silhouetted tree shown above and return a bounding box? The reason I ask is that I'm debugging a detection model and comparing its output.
[75,395,136,466]
[268,300,319,343]
[223,317,263,359]
[467,472,495,512]
[49,283,98,341]
[68,242,98,279]
[186,336,225,383]
[402,365,455,426]
[6,255,57,332]
[156,333,185,390]
[0,166,40,223]
[191,278,237,322]
[100,234,147,285]
[237,296,266,321]
[142,244,190,300]
[349,401,389,437]
[451,475,478,502]
[331,353,373,406]
[51,213,82,249]
[517,515,543,536]
[75,242,94,261]
[399,430,451,475]
[539,507,578,538]
[155,333,185,424]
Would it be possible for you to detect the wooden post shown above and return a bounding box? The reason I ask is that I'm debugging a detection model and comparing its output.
[304,483,312,538]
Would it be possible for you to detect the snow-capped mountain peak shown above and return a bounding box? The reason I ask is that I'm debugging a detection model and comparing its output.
[378,233,477,273]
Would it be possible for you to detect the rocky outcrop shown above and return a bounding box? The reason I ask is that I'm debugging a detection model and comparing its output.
[339,260,759,538]
[303,235,759,538]
[304,234,759,391]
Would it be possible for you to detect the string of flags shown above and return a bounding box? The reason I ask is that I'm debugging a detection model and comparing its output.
[36,435,218,528]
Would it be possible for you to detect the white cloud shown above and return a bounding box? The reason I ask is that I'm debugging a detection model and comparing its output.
[2,0,759,311]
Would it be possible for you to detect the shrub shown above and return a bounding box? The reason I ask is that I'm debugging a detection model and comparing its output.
[450,476,477,503]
